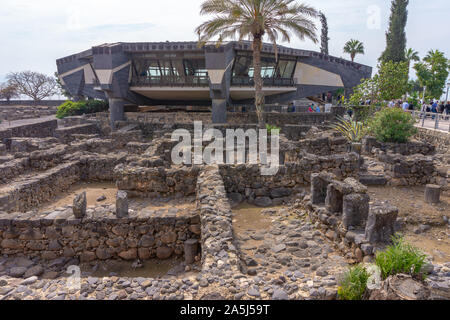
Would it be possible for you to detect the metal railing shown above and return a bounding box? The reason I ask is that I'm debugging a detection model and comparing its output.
[231,76,295,87]
[131,75,210,87]
[407,110,450,132]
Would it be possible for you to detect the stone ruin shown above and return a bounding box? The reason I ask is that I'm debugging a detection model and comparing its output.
[0,109,448,300]
[304,171,399,262]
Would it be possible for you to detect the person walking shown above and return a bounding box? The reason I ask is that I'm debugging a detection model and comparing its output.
[402,101,410,112]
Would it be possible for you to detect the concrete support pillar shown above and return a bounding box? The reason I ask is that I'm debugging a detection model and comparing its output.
[109,98,125,130]
[212,99,227,124]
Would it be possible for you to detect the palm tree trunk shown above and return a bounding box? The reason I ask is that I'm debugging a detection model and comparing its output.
[351,53,355,62]
[252,36,265,129]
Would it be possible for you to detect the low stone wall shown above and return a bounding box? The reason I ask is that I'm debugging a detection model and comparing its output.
[78,153,128,181]
[219,152,359,206]
[374,149,446,186]
[115,165,200,198]
[0,161,81,213]
[54,123,100,144]
[363,136,436,156]
[196,165,240,276]
[414,128,450,154]
[0,119,58,144]
[0,105,58,121]
[0,205,200,262]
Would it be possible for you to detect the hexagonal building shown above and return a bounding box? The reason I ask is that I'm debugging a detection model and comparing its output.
[56,41,372,127]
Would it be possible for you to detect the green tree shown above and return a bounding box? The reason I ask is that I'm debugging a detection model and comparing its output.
[414,49,450,100]
[343,39,365,62]
[405,48,420,67]
[377,61,409,101]
[380,0,409,63]
[195,0,318,128]
[349,61,409,104]
[319,11,329,55]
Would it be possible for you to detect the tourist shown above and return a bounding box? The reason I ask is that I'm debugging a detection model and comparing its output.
[308,104,314,113]
[402,101,409,112]
[388,100,395,108]
[431,101,438,120]
[315,105,321,113]
[445,101,450,120]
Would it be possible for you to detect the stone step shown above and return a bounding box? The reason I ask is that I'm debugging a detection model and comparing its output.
[359,174,387,186]
[54,123,99,144]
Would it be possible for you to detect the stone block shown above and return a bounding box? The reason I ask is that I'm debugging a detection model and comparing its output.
[184,239,198,265]
[73,192,86,219]
[365,203,398,243]
[342,193,370,228]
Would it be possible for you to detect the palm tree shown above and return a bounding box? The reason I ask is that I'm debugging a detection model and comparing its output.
[405,48,420,68]
[343,39,365,62]
[196,0,318,128]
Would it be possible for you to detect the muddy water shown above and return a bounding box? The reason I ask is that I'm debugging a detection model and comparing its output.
[81,259,182,278]
[39,182,117,212]
[232,203,276,234]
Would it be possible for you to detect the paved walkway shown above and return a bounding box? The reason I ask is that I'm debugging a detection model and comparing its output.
[0,116,56,130]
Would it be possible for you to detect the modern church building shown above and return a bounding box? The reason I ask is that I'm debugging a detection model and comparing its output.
[56,41,372,126]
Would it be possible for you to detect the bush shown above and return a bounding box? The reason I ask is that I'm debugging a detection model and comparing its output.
[266,124,281,135]
[338,264,370,300]
[375,235,428,280]
[369,107,417,143]
[56,100,108,119]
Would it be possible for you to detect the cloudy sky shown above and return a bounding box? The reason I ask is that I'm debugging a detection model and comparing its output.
[0,0,449,90]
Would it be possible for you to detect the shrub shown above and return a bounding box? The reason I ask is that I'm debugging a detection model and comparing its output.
[331,116,366,143]
[338,264,370,300]
[368,107,417,143]
[375,235,428,280]
[266,124,281,135]
[56,100,108,119]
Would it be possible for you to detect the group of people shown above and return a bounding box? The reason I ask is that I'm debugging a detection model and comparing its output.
[307,104,322,113]
[421,101,450,115]
[387,99,415,111]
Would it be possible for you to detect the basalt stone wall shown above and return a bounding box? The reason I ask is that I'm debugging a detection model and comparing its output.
[54,123,100,144]
[0,105,58,121]
[196,165,240,275]
[0,120,58,144]
[219,153,359,206]
[414,128,450,154]
[374,149,446,187]
[78,153,128,181]
[287,136,349,157]
[115,165,200,198]
[362,136,436,156]
[0,161,81,213]
[0,206,201,262]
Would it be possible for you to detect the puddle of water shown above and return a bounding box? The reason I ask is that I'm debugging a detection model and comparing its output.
[232,203,276,233]
[82,259,182,278]
[39,182,117,212]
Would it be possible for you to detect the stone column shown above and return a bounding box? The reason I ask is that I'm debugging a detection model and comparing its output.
[425,184,441,204]
[342,193,370,228]
[212,99,227,124]
[184,239,199,265]
[109,98,125,130]
[116,190,128,218]
[73,192,87,219]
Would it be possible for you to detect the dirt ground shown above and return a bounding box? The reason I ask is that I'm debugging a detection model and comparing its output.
[368,186,450,263]
[38,182,197,213]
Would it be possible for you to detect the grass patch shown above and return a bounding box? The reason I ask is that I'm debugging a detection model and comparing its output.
[337,264,370,300]
[375,235,427,280]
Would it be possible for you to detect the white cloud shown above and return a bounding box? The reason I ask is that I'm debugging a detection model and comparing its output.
[0,0,448,85]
